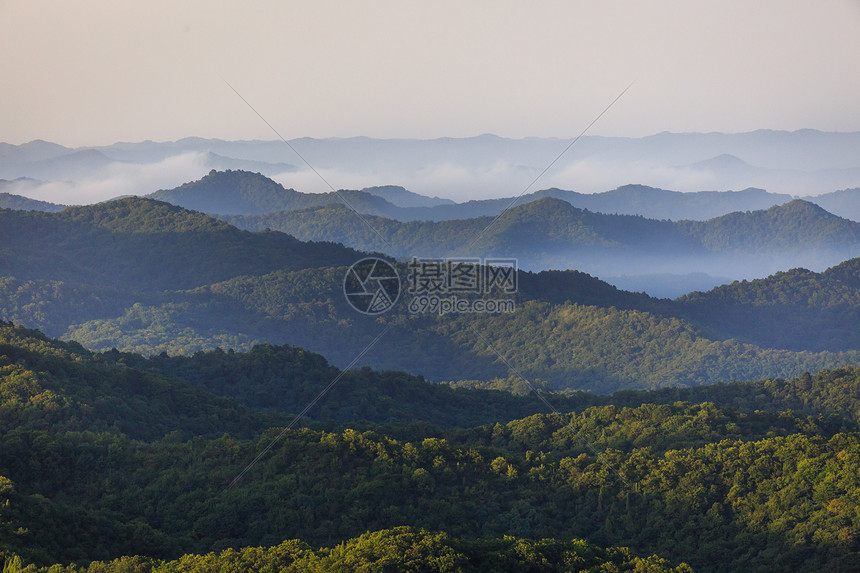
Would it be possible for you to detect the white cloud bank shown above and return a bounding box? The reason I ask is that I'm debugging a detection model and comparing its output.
[5,153,211,204]
[271,159,739,202]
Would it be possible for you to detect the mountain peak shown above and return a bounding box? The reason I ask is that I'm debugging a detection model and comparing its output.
[773,198,835,216]
[611,184,673,196]
[692,154,755,170]
[359,185,455,208]
[507,195,581,215]
[62,196,231,233]
[149,169,298,215]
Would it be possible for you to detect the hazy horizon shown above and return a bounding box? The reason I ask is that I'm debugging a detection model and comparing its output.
[5,0,858,202]
[3,1,859,147]
[8,126,860,150]
[3,130,860,204]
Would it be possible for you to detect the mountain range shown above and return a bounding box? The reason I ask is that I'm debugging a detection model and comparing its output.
[149,169,860,222]
[2,130,860,203]
[149,170,803,221]
[70,169,842,295]
[221,193,860,278]
[2,157,858,225]
[1,196,859,392]
[143,170,860,295]
[5,167,849,297]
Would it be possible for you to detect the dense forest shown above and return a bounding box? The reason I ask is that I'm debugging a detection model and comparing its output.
[1,323,860,571]
[1,527,692,572]
[56,269,860,390]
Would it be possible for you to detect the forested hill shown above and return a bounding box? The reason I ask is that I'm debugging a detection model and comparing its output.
[676,257,860,351]
[148,169,302,214]
[3,318,858,441]
[51,256,860,390]
[677,199,860,252]
[0,321,284,439]
[6,316,854,443]
[0,321,601,435]
[2,322,860,571]
[0,529,690,572]
[147,168,404,216]
[0,189,65,212]
[0,197,366,290]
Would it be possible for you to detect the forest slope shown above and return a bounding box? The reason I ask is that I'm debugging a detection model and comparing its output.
[1,325,860,571]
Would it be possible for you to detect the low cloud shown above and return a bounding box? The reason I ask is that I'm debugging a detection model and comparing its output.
[270,158,724,201]
[5,152,210,205]
[542,159,719,193]
[3,150,847,207]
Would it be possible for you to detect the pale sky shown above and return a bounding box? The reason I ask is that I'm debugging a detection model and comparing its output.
[2,0,860,147]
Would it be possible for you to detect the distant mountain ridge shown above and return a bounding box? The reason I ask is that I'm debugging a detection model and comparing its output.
[360,184,455,207]
[811,187,860,221]
[0,159,860,221]
[2,129,859,204]
[1,148,116,180]
[222,195,860,283]
[531,184,794,220]
[149,169,858,222]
